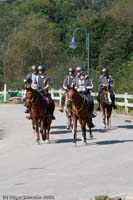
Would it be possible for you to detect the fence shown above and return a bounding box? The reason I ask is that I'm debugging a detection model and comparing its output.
[0,85,133,113]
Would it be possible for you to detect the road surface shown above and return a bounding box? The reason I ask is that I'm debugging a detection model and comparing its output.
[0,104,133,200]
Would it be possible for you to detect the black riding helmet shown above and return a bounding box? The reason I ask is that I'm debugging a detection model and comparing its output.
[31,65,38,71]
[38,64,45,71]
[102,67,109,75]
[69,67,75,73]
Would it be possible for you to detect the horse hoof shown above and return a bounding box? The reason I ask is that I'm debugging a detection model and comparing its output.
[45,139,50,144]
[84,141,87,145]
[36,139,40,144]
[90,134,93,139]
[73,142,77,147]
[66,126,70,130]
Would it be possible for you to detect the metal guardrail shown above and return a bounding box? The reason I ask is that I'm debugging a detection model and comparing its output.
[0,86,133,113]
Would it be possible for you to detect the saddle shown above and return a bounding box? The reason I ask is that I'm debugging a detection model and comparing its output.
[44,95,52,105]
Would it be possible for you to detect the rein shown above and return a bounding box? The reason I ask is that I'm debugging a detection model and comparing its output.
[72,96,86,118]
[73,96,85,114]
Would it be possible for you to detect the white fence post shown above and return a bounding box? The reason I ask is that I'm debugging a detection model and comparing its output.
[124,93,128,113]
[59,88,63,105]
[3,84,7,102]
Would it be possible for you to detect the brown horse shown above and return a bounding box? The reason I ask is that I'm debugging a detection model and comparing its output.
[25,87,53,143]
[100,86,112,129]
[66,88,94,145]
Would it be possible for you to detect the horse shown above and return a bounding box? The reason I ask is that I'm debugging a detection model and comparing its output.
[100,86,112,129]
[25,87,54,143]
[64,93,73,130]
[66,88,94,145]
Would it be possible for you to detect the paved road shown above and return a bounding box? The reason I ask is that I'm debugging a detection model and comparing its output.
[0,104,133,200]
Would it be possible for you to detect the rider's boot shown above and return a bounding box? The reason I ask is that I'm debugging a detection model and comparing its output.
[96,102,101,111]
[111,97,117,109]
[48,112,56,120]
[25,108,29,113]
[91,111,96,118]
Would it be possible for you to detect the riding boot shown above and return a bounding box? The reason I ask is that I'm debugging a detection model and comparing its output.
[25,107,29,113]
[111,96,117,109]
[112,101,117,109]
[96,95,101,111]
[87,101,96,118]
[48,111,55,120]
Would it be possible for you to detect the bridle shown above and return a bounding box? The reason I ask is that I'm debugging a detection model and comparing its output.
[66,90,86,118]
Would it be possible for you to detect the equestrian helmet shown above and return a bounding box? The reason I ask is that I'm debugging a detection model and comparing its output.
[38,65,45,71]
[31,65,37,71]
[69,67,75,73]
[76,65,84,72]
[25,74,32,83]
[102,67,108,74]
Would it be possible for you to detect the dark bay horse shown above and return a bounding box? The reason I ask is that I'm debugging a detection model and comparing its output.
[66,88,94,145]
[25,87,54,143]
[100,86,112,129]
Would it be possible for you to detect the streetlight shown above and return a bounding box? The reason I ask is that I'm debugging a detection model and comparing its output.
[69,28,90,74]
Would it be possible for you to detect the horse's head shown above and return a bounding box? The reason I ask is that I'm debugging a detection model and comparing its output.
[66,87,78,103]
[25,88,34,108]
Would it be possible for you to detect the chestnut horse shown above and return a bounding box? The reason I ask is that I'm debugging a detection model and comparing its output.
[100,86,112,129]
[66,88,94,145]
[25,87,54,143]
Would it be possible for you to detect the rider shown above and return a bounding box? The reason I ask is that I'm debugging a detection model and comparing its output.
[59,67,75,113]
[23,65,38,113]
[96,67,117,110]
[36,64,55,120]
[73,65,96,118]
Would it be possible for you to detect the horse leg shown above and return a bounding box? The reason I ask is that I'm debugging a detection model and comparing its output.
[80,120,87,144]
[107,115,110,129]
[35,125,40,143]
[86,117,94,139]
[72,117,77,145]
[66,117,71,130]
[32,118,40,143]
[102,108,106,128]
[40,120,45,141]
[82,126,87,144]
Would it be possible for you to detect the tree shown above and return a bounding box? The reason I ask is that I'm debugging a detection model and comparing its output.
[3,17,61,88]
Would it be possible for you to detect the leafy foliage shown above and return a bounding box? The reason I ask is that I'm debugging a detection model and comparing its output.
[0,0,132,93]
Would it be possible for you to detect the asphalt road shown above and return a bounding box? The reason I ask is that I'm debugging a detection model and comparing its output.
[0,104,133,200]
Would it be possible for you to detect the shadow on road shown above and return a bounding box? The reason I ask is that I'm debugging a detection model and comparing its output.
[51,125,66,129]
[92,128,110,133]
[96,139,133,145]
[117,125,133,129]
[55,138,81,144]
